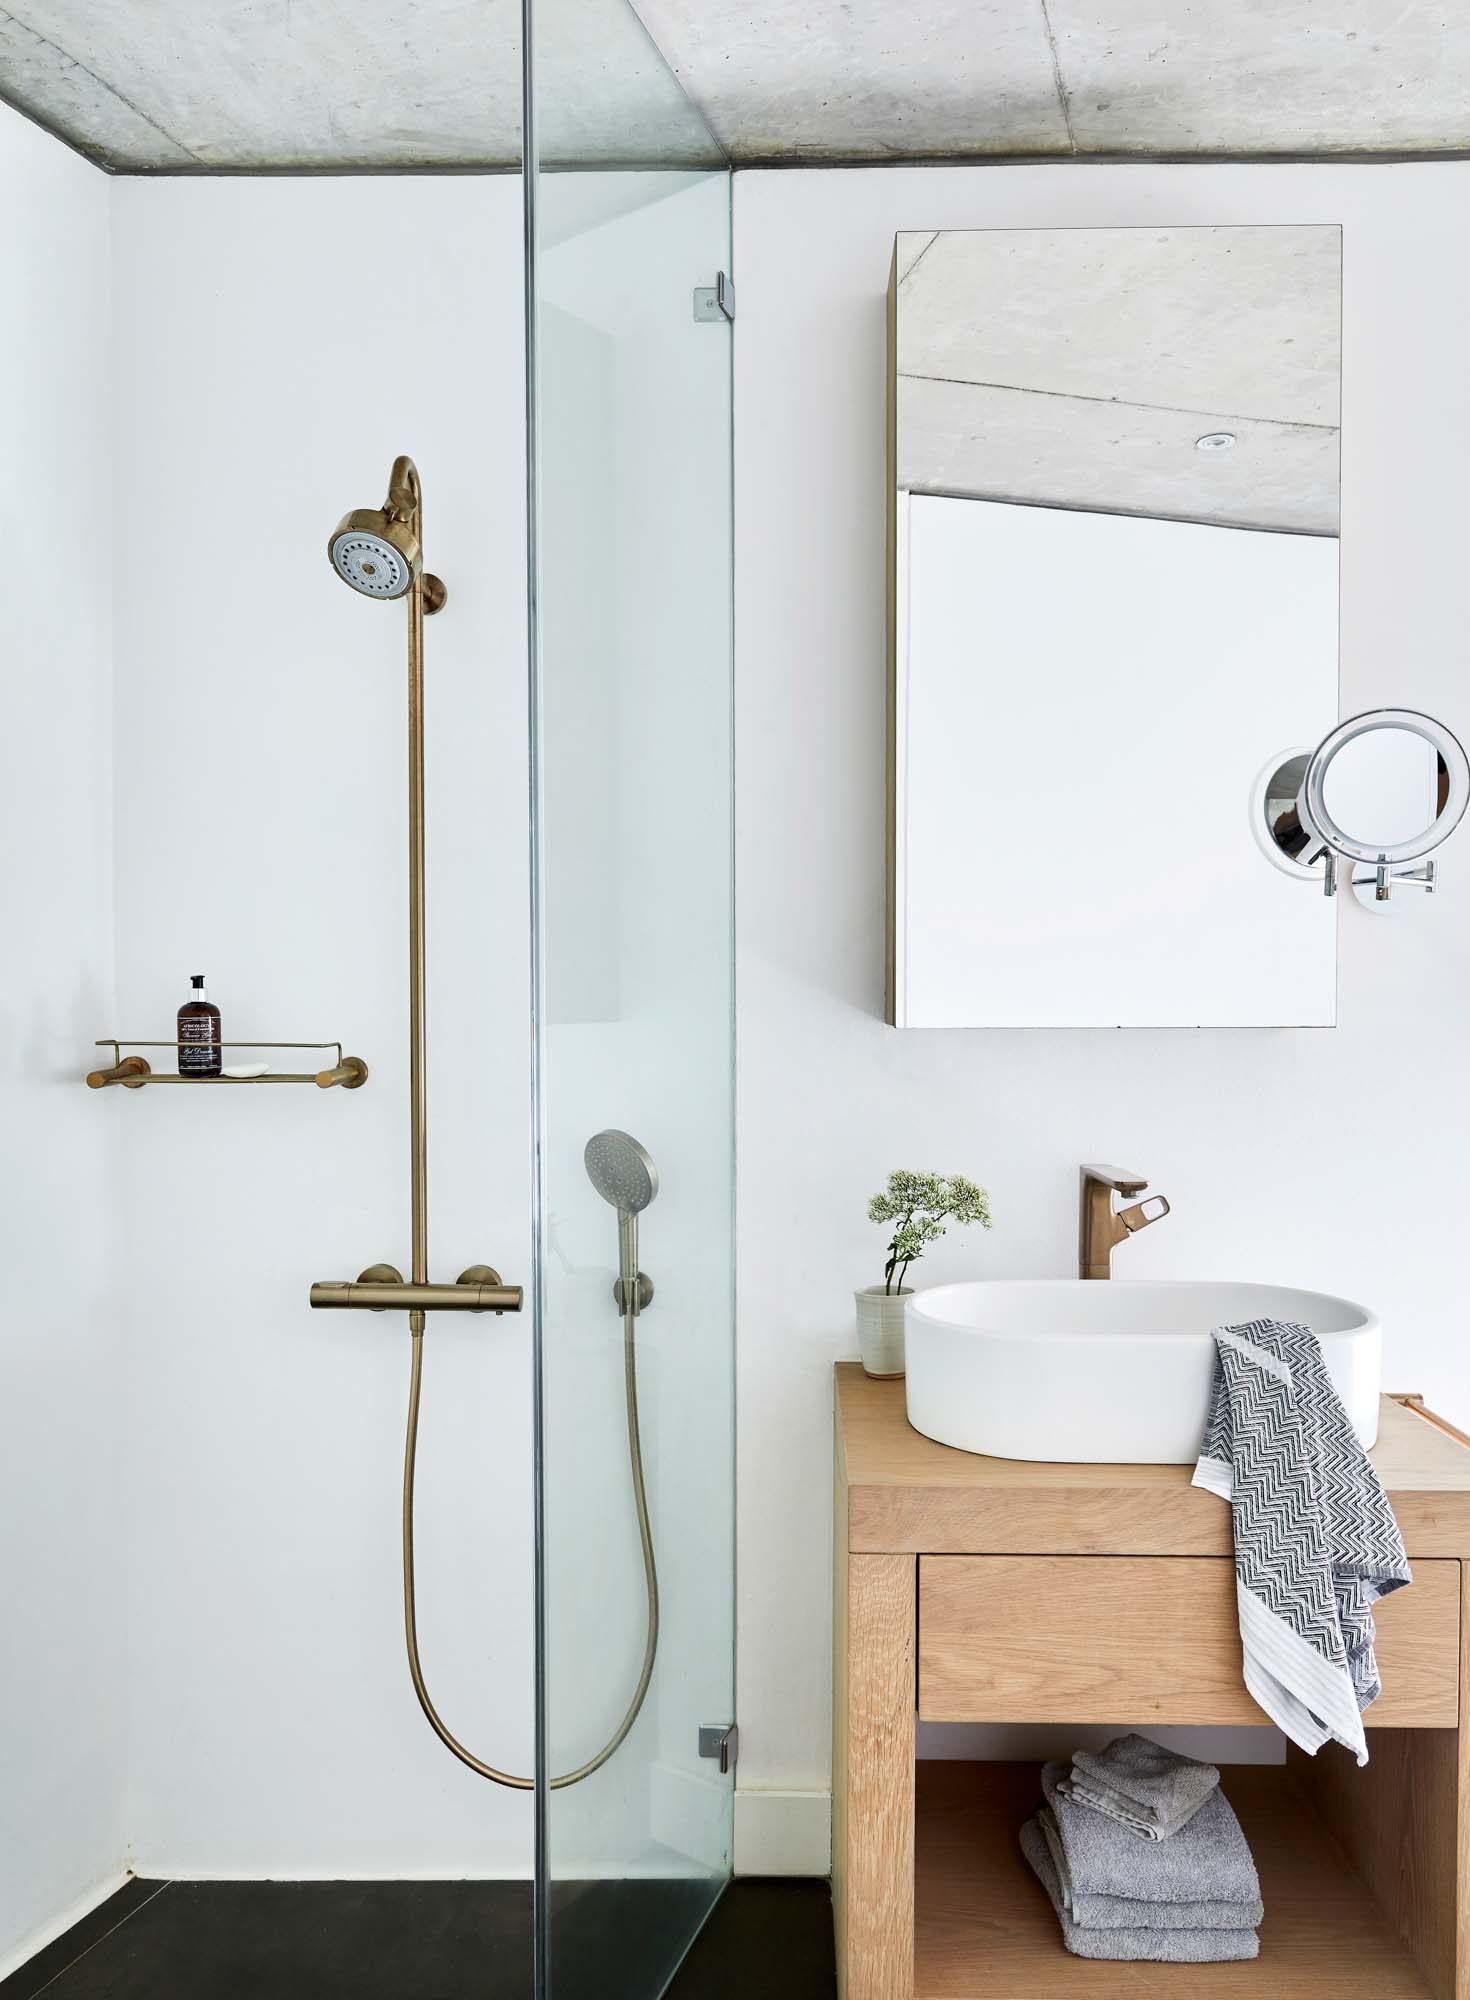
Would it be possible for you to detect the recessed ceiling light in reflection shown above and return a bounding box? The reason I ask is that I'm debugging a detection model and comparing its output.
[1195,432,1237,453]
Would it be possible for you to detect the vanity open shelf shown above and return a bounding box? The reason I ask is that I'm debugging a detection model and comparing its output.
[915,1760,1433,1998]
[833,1364,1470,2000]
[86,1040,368,1089]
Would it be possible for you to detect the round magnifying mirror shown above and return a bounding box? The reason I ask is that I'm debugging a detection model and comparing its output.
[1302,709,1469,866]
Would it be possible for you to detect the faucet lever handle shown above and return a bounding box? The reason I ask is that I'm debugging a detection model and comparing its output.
[1082,1163,1149,1198]
[1117,1194,1171,1235]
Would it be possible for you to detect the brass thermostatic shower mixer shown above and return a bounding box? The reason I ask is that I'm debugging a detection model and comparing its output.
[311,457,660,1792]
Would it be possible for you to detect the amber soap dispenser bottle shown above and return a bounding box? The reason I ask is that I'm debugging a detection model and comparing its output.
[178,974,221,1077]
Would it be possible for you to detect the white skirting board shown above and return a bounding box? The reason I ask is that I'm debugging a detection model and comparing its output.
[732,1789,831,1878]
[0,1870,134,1985]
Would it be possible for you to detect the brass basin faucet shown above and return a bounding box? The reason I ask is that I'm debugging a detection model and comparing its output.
[1080,1164,1171,1280]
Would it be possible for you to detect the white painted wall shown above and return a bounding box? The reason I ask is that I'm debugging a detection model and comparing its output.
[733,163,1470,1829]
[109,176,534,1878]
[0,108,125,1972]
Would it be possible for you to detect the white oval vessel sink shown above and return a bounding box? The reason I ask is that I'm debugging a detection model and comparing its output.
[905,1280,1381,1464]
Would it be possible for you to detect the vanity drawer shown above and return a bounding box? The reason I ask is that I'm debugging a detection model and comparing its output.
[918,1555,1460,1727]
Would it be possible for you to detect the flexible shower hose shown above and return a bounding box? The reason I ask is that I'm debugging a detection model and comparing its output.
[400,1302,659,1789]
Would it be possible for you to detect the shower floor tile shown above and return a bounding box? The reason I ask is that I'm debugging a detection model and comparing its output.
[0,1876,835,2000]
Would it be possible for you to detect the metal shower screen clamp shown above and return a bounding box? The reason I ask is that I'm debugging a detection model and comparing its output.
[698,1723,738,1774]
[693,271,735,323]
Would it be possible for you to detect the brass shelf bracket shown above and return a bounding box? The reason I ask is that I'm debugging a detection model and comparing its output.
[87,1040,368,1088]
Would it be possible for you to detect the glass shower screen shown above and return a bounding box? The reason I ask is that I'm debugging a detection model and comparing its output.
[523,3,735,1995]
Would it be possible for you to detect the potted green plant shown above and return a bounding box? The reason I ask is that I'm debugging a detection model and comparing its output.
[857,1170,992,1378]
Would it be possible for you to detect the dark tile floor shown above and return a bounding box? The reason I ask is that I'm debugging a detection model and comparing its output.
[0,1875,835,2000]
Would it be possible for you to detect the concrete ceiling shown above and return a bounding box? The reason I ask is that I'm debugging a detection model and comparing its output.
[638,0,1470,161]
[895,226,1341,533]
[0,0,718,170]
[1,0,1468,170]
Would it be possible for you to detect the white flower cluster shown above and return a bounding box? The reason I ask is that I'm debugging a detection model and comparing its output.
[867,1169,992,1294]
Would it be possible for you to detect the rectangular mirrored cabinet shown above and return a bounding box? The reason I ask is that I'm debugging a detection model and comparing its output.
[886,224,1342,1029]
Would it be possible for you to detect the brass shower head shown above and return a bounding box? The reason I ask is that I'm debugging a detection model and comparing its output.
[328,505,419,599]
[329,455,446,611]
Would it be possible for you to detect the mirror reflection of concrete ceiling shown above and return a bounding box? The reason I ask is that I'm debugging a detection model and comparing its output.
[3,0,1469,170]
[896,227,1341,535]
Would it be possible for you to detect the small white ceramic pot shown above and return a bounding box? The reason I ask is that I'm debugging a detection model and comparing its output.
[854,1285,913,1379]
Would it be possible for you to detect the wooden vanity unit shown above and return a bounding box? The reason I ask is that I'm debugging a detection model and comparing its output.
[832,1362,1470,2000]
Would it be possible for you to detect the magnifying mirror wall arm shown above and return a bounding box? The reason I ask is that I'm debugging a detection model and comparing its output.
[310,458,660,1795]
[1360,860,1438,903]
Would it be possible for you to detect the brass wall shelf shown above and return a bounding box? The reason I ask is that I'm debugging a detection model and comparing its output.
[86,1040,369,1089]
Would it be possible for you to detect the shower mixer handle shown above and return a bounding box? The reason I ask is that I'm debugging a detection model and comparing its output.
[310,1263,523,1315]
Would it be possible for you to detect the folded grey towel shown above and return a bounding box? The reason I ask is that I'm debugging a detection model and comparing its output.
[1061,1732,1219,1841]
[1038,1811,1256,1930]
[1193,1318,1412,1765]
[1020,1819,1259,1963]
[1041,1762,1262,1922]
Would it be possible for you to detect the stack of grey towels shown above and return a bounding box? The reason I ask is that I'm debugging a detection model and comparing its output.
[1020,1734,1263,1962]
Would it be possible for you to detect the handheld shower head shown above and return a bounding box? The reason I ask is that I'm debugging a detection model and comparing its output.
[585,1130,658,1317]
[328,455,446,610]
[585,1130,658,1216]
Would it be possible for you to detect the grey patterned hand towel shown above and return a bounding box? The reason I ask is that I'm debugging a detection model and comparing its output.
[1040,1762,1262,1925]
[1193,1318,1411,1765]
[1020,1819,1259,1963]
[1058,1733,1219,1841]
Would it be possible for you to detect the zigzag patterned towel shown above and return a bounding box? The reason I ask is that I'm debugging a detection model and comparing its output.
[1192,1319,1410,1765]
